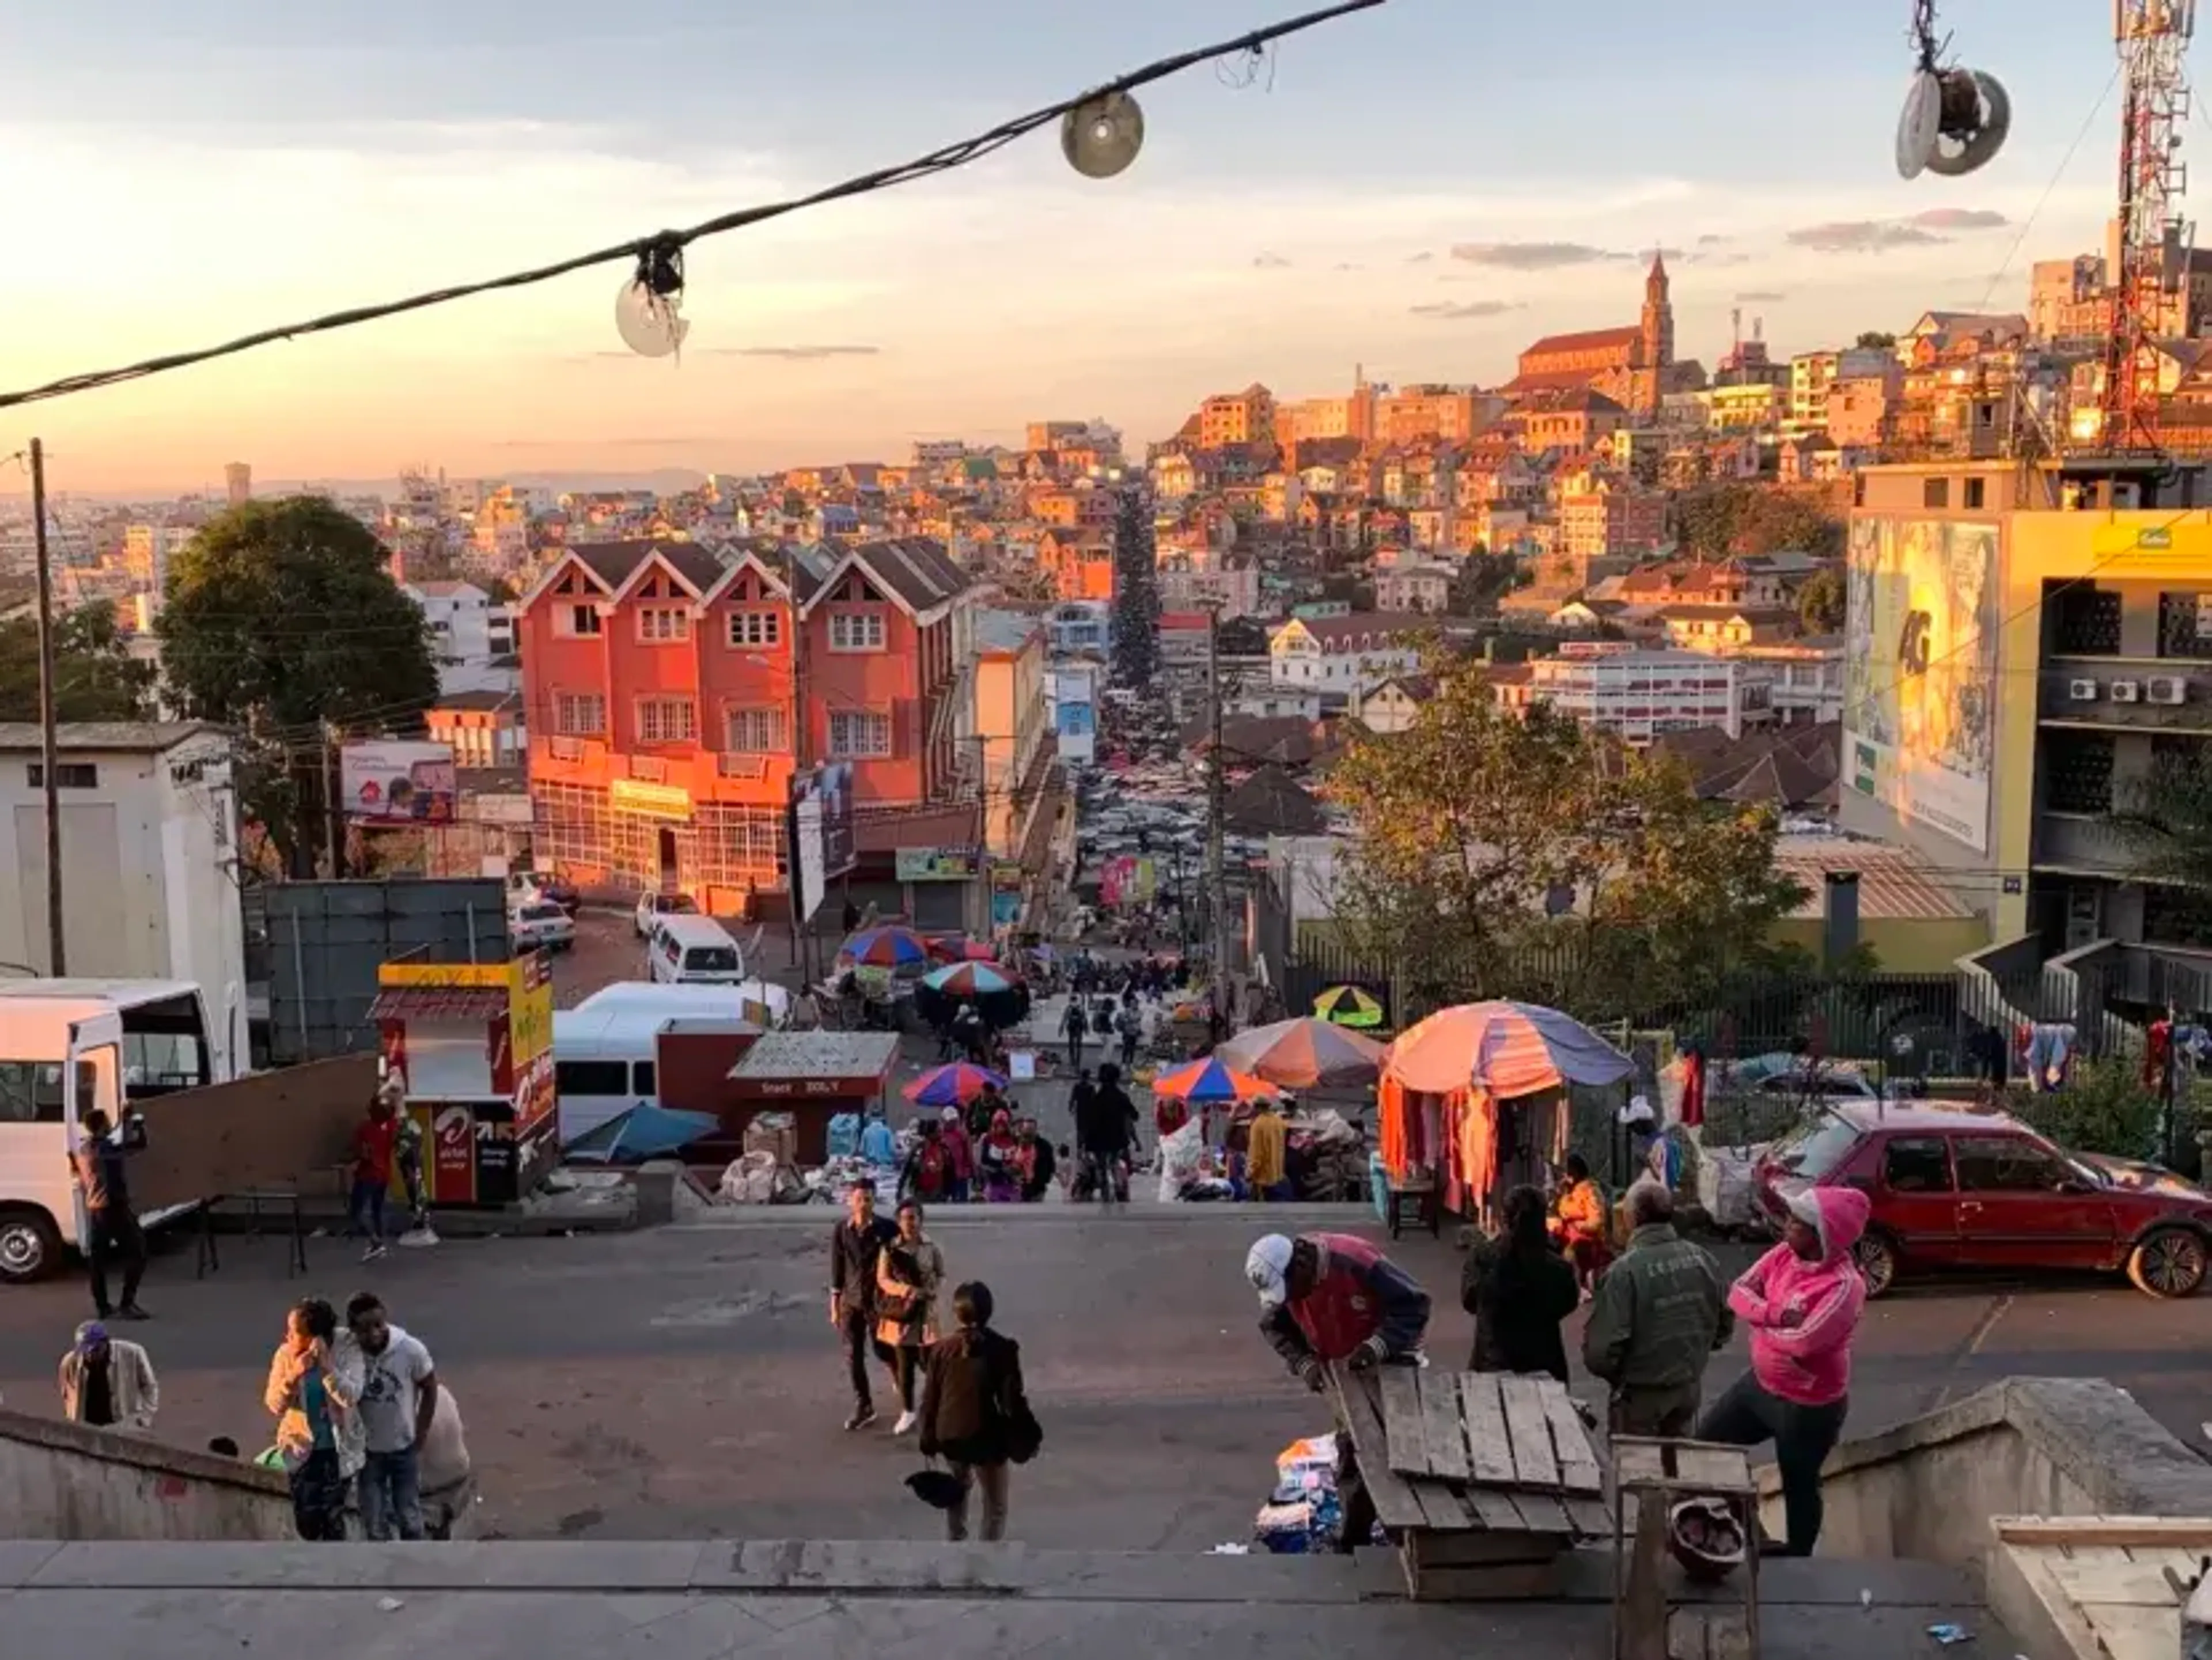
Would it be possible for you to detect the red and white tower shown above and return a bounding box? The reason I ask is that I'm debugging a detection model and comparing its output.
[2101,0,2198,450]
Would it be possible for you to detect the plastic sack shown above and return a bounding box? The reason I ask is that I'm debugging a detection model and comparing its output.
[825,1112,862,1161]
[1276,1433,1338,1482]
[1697,1146,1760,1231]
[1157,1118,1205,1202]
[718,1150,781,1205]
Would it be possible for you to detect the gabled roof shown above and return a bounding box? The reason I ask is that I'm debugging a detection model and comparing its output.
[802,537,971,620]
[1225,765,1328,837]
[1523,324,1642,358]
[605,539,732,603]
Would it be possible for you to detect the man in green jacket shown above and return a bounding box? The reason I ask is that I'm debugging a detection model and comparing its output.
[1582,1181,1732,1436]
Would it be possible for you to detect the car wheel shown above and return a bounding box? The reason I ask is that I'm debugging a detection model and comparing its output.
[2128,1227,2209,1298]
[0,1207,63,1284]
[1854,1230,1900,1299]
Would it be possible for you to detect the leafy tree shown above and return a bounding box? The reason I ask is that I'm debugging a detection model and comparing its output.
[1673,483,1843,561]
[1109,485,1161,688]
[1854,331,1897,351]
[158,497,438,878]
[2106,746,2212,944]
[1322,653,1806,1020]
[0,603,156,723]
[1449,551,1522,618]
[1214,615,1269,657]
[1796,566,1847,634]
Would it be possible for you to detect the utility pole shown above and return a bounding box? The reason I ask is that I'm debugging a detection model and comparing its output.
[323,723,342,878]
[785,546,815,985]
[1206,604,1229,1028]
[29,439,64,976]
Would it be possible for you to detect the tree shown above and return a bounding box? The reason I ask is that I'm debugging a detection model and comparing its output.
[1109,485,1161,688]
[158,497,438,877]
[1673,483,1844,561]
[1214,615,1268,657]
[2106,746,2212,944]
[1854,331,1897,350]
[0,604,156,723]
[1797,566,1846,634]
[1323,653,1807,1020]
[1449,551,1522,618]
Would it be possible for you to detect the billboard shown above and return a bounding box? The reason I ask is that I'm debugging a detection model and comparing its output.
[1844,517,1999,852]
[342,740,456,825]
[789,761,855,922]
[896,847,980,882]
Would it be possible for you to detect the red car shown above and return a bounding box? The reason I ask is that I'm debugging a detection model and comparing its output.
[1753,1101,2212,1300]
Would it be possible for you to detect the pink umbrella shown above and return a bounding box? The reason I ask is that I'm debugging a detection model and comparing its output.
[1384,1001,1632,1097]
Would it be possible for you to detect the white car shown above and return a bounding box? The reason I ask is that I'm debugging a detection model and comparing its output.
[634,889,701,938]
[510,901,577,954]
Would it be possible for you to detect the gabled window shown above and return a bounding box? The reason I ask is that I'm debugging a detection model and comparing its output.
[637,605,690,643]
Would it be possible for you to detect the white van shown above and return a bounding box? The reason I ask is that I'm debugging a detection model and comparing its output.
[575,980,793,1027]
[647,915,747,985]
[0,979,220,1283]
[551,1006,669,1145]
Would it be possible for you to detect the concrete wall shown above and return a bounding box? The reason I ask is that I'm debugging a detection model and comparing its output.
[0,1405,292,1541]
[1758,1377,2212,1569]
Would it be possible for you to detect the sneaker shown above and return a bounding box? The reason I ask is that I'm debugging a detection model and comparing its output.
[115,1304,151,1321]
[844,1406,878,1432]
[397,1227,440,1249]
[362,1243,388,1263]
[893,1410,917,1435]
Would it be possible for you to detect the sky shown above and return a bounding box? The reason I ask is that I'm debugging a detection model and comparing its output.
[0,0,2152,493]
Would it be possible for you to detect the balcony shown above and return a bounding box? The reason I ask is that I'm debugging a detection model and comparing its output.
[2039,666,2212,734]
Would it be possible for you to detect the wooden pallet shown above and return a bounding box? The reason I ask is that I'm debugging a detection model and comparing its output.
[1988,1515,2212,1660]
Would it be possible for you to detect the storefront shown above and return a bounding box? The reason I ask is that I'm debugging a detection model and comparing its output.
[532,777,787,916]
[372,955,556,1207]
[724,1031,900,1163]
[895,846,981,932]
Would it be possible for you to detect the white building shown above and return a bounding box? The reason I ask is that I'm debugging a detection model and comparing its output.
[404,580,518,698]
[1722,637,1845,727]
[1267,613,1431,705]
[1494,643,1772,744]
[0,722,246,1077]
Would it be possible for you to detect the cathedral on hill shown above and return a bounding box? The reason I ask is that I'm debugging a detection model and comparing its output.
[1505,253,1702,416]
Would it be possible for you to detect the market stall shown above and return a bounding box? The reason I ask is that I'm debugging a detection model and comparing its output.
[723,1030,900,1164]
[1378,1000,1633,1225]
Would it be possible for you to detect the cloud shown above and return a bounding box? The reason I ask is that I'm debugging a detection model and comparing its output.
[1734,290,1789,302]
[1334,261,1365,272]
[1697,233,1733,247]
[1406,251,1434,264]
[1786,219,1947,253]
[1252,251,1293,270]
[1450,241,1612,270]
[1410,300,1522,320]
[711,344,882,361]
[1907,207,2009,231]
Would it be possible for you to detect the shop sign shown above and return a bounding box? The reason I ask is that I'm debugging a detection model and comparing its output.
[430,1104,476,1204]
[611,778,694,819]
[896,846,980,882]
[382,962,513,990]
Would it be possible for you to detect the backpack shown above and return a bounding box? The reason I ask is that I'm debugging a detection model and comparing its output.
[1092,1004,1113,1036]
[914,1139,947,1199]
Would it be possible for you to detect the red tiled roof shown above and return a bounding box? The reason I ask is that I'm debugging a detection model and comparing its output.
[369,988,510,1024]
[1522,325,1640,358]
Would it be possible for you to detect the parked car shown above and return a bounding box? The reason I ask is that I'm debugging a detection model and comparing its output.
[634,889,700,938]
[509,900,577,954]
[508,870,580,914]
[1753,1101,2212,1300]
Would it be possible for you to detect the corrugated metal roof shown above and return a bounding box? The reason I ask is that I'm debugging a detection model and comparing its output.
[1772,840,1976,922]
[368,987,510,1023]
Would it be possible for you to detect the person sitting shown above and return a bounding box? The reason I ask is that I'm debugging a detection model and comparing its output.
[1549,1153,1611,1293]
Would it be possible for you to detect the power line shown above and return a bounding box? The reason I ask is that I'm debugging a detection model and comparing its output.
[0,0,1387,413]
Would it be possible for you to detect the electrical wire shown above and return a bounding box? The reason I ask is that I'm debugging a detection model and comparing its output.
[0,0,1388,413]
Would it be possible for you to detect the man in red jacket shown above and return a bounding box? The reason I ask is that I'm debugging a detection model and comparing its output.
[1246,1231,1432,1555]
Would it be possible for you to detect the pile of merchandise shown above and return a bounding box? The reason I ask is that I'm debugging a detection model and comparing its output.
[1252,1434,1346,1554]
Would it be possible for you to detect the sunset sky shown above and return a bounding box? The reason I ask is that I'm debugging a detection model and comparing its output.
[0,0,2133,493]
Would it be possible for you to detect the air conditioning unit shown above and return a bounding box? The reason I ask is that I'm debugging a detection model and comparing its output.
[2069,679,2100,702]
[2147,676,2188,706]
[2110,680,2142,703]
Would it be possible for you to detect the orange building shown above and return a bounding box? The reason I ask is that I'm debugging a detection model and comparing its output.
[1198,384,1278,448]
[1036,529,1115,601]
[519,537,978,912]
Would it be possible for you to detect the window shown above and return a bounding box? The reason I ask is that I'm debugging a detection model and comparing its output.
[636,605,691,643]
[725,706,788,754]
[555,1060,628,1097]
[637,698,697,744]
[827,710,893,758]
[24,763,99,789]
[1953,1136,2071,1193]
[727,610,783,649]
[1882,1136,1952,1193]
[829,611,887,652]
[0,1061,64,1124]
[631,1061,656,1096]
[1922,477,1950,509]
[555,602,603,638]
[1963,477,1987,510]
[554,693,606,736]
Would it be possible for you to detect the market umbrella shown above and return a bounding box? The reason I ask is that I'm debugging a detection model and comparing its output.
[840,926,930,971]
[1313,985,1387,1030]
[562,1104,722,1165]
[1152,1056,1279,1104]
[921,961,1019,998]
[904,1062,1008,1108]
[1383,1000,1633,1098]
[1216,1017,1388,1089]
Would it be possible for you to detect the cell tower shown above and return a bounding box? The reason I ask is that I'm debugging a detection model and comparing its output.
[2100,0,2198,450]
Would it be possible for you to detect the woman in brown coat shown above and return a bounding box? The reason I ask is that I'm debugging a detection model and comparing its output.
[874,1200,945,1436]
[917,1280,1036,1542]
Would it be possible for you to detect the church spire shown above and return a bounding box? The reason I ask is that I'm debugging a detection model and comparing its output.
[1646,248,1668,298]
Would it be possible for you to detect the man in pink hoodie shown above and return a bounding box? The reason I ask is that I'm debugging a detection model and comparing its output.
[1695,1185,1871,1557]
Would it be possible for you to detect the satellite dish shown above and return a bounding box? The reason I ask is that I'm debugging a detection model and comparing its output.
[614,278,688,359]
[1061,92,1145,180]
[1925,68,2010,177]
[1895,69,1944,179]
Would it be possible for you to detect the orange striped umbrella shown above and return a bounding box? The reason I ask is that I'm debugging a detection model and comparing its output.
[1382,1001,1632,1097]
[1150,1058,1279,1104]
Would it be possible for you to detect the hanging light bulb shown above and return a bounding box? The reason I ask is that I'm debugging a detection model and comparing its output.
[1061,91,1145,180]
[614,242,689,359]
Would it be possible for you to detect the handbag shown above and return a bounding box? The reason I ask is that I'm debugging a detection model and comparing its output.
[997,1346,1043,1466]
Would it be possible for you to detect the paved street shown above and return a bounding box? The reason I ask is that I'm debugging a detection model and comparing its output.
[2,1204,2209,1545]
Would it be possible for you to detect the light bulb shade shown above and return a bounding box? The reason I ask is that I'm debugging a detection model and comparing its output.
[1895,69,1944,180]
[615,278,688,358]
[1924,69,2009,178]
[1062,91,1145,180]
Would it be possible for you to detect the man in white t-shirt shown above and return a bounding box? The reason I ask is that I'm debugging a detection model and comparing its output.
[344,1292,439,1541]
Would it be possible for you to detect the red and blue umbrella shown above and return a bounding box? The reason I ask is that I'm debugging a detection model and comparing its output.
[921,961,1018,998]
[1151,1057,1278,1104]
[841,926,930,970]
[904,1062,1008,1107]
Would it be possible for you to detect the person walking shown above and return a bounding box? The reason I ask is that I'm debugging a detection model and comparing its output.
[1245,1097,1292,1203]
[938,1107,974,1204]
[976,1109,1023,1203]
[1115,1001,1142,1070]
[1696,1187,1872,1557]
[1015,1118,1057,1203]
[265,1298,365,1541]
[829,1181,899,1431]
[58,1320,160,1432]
[71,1107,149,1322]
[393,1101,436,1248]
[1581,1181,1732,1435]
[347,1293,440,1542]
[899,1119,952,1206]
[350,1093,400,1263]
[1075,1064,1134,1205]
[1060,996,1087,1070]
[917,1280,1038,1543]
[874,1199,945,1436]
[1461,1185,1580,1383]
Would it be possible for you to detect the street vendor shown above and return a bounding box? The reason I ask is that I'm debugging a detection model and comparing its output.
[1244,1231,1432,1555]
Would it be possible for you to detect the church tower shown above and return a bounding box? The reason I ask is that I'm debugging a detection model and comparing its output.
[1636,251,1675,414]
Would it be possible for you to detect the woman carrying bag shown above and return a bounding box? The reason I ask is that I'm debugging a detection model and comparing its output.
[874,1200,945,1437]
[916,1280,1039,1542]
